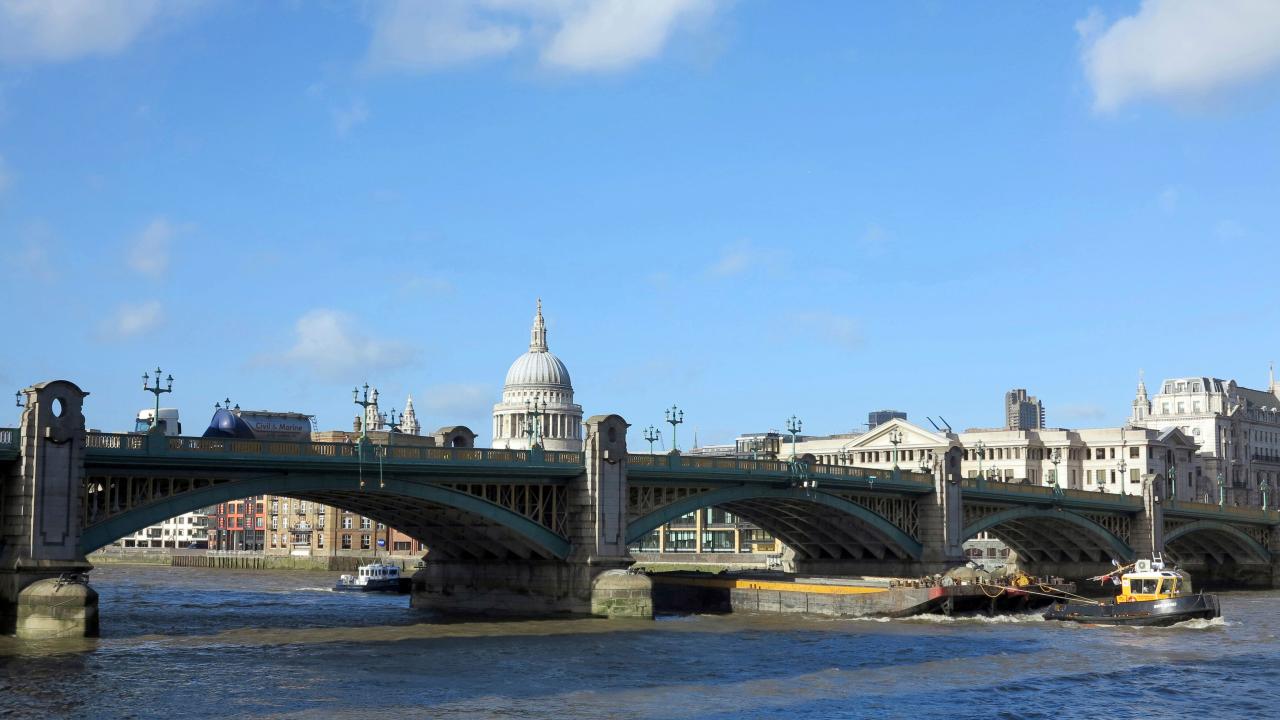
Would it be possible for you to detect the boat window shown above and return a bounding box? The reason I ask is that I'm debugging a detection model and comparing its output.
[1159,579,1177,595]
[1129,578,1158,594]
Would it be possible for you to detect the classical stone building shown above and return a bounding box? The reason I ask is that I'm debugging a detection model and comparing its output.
[491,300,583,451]
[1130,370,1280,505]
[785,417,1203,499]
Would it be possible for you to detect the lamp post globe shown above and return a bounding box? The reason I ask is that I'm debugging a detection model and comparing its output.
[785,415,803,459]
[142,367,174,433]
[665,405,684,455]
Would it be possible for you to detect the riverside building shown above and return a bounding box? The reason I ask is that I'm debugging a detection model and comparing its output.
[1129,369,1280,505]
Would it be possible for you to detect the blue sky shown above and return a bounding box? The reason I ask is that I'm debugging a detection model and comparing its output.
[2,1,1279,446]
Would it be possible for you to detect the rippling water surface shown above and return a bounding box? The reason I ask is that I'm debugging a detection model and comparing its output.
[3,565,1279,718]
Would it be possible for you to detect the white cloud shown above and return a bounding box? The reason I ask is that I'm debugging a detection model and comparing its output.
[367,0,523,71]
[709,240,755,277]
[331,98,370,136]
[1079,0,1280,112]
[127,217,176,277]
[542,0,718,72]
[100,301,164,340]
[0,0,196,64]
[366,0,724,74]
[265,309,418,381]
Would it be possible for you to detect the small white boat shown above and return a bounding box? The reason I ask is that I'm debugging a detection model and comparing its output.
[334,561,407,593]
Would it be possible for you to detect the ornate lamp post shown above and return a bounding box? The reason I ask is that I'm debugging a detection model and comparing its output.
[525,396,545,449]
[1167,463,1177,502]
[785,415,803,459]
[352,384,378,488]
[14,391,22,408]
[1217,472,1226,508]
[974,440,986,483]
[142,367,173,433]
[643,425,662,454]
[1116,458,1127,496]
[1261,478,1271,511]
[1050,447,1062,491]
[888,428,903,470]
[352,384,376,439]
[665,405,684,455]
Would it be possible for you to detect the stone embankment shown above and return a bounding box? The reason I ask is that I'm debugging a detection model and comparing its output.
[88,549,421,573]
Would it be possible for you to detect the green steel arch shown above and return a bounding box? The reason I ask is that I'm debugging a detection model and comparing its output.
[1164,520,1272,563]
[625,485,923,559]
[80,474,571,558]
[962,506,1135,561]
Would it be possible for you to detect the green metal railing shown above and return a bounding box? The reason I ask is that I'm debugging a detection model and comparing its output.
[959,477,1144,508]
[83,432,584,466]
[1165,499,1280,523]
[626,453,933,486]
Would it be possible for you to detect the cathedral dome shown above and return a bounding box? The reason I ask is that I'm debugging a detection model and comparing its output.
[502,299,573,391]
[505,351,572,389]
[492,299,583,451]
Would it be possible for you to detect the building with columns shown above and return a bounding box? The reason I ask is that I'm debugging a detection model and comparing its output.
[782,416,1204,500]
[492,300,583,451]
[1130,369,1280,505]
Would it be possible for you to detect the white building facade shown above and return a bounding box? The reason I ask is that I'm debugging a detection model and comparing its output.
[1130,370,1280,505]
[781,417,1203,499]
[115,511,210,549]
[492,301,583,452]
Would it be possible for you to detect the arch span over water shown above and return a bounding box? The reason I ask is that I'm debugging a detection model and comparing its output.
[81,474,571,560]
[627,485,923,561]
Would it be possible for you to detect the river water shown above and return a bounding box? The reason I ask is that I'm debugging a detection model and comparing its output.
[2,565,1278,719]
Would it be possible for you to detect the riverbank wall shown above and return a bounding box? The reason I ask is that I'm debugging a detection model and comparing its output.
[88,550,421,573]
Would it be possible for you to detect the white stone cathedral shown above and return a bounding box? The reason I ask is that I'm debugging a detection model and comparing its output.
[492,300,583,451]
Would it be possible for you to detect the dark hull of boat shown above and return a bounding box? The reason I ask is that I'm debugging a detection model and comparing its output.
[1044,593,1220,627]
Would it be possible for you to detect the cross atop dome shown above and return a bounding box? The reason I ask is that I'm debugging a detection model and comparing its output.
[530,298,548,352]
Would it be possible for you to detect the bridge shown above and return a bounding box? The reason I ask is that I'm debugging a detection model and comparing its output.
[3,379,1278,638]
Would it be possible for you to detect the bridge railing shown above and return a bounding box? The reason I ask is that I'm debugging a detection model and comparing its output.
[85,433,145,451]
[959,477,1143,507]
[83,432,585,466]
[1165,499,1280,523]
[626,453,932,485]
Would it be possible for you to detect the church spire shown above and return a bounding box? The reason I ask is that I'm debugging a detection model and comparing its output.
[401,394,420,436]
[1132,369,1150,422]
[1270,361,1276,395]
[529,298,548,352]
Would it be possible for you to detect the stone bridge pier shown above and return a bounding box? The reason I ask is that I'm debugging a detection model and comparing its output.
[410,414,652,619]
[1,381,98,639]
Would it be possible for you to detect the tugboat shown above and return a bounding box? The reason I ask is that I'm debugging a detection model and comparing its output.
[334,561,408,593]
[1044,555,1220,627]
